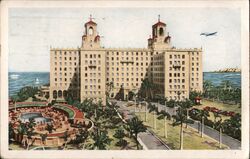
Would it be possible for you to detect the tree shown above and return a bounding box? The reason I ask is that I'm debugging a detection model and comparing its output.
[125,117,146,150]
[196,109,210,137]
[157,110,171,138]
[9,122,15,142]
[140,79,155,99]
[214,119,225,149]
[147,102,158,130]
[12,95,20,112]
[45,123,56,134]
[90,128,112,150]
[62,129,70,150]
[71,128,89,149]
[40,133,48,146]
[106,81,114,99]
[212,112,221,127]
[203,80,213,98]
[172,103,194,150]
[113,128,128,149]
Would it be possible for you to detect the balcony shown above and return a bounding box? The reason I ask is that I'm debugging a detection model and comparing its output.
[120,61,134,64]
[173,63,181,69]
[88,64,97,69]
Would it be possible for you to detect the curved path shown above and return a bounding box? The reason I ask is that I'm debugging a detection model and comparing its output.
[52,104,84,120]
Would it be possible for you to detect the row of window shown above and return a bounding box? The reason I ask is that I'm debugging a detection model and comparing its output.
[84,79,102,84]
[54,83,79,87]
[54,62,78,66]
[107,56,153,61]
[84,85,101,89]
[107,67,147,72]
[107,78,144,82]
[106,51,153,56]
[169,54,185,59]
[84,54,101,58]
[84,60,101,65]
[55,78,79,82]
[54,67,79,72]
[107,72,147,77]
[54,51,79,56]
[169,85,186,89]
[83,91,102,95]
[54,57,77,61]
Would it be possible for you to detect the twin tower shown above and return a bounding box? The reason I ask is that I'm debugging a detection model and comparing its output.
[81,15,172,50]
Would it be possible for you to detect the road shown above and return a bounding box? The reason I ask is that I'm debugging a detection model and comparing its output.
[113,100,170,150]
[113,100,241,150]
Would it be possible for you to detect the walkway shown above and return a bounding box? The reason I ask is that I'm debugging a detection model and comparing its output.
[150,102,241,149]
[114,100,241,150]
[113,100,170,150]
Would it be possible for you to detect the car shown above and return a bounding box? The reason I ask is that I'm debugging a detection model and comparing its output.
[203,106,210,111]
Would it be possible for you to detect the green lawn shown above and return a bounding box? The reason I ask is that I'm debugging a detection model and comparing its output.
[53,105,75,118]
[193,99,241,121]
[195,99,241,114]
[135,112,228,150]
[106,127,138,150]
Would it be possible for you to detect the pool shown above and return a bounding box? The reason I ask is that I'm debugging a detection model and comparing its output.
[20,112,52,124]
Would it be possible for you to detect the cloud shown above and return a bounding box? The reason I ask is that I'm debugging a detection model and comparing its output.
[9,8,241,72]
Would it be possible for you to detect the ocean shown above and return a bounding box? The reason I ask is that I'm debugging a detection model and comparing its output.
[8,72,241,97]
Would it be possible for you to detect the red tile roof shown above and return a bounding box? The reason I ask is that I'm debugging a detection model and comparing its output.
[94,35,100,42]
[85,20,97,26]
[153,21,166,27]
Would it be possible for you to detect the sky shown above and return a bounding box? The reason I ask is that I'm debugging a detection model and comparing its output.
[8,7,241,72]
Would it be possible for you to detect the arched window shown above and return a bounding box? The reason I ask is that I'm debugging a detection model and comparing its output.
[159,27,164,36]
[53,90,57,99]
[63,90,68,98]
[89,27,93,35]
[58,90,62,98]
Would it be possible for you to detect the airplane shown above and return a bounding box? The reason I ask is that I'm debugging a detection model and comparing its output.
[200,32,217,36]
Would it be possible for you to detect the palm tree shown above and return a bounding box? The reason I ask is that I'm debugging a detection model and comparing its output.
[40,133,48,147]
[113,128,128,149]
[106,81,114,99]
[140,79,155,99]
[71,128,89,149]
[212,112,221,128]
[90,128,112,150]
[196,109,210,137]
[12,95,20,112]
[125,117,146,150]
[214,119,225,149]
[62,129,70,150]
[172,104,194,150]
[147,102,158,130]
[157,110,171,138]
[9,122,15,143]
[203,80,213,98]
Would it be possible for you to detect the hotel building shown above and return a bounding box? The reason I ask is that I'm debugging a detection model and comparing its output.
[50,16,203,103]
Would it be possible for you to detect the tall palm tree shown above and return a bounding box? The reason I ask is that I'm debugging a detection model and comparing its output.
[91,128,112,150]
[125,116,146,150]
[106,81,114,99]
[62,129,70,150]
[203,80,213,98]
[157,110,171,138]
[147,102,158,130]
[196,109,210,137]
[212,112,221,127]
[140,79,155,99]
[113,128,128,149]
[214,119,225,149]
[12,95,20,112]
[172,104,194,150]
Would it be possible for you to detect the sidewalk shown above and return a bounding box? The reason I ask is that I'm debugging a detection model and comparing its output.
[151,102,241,149]
[114,100,170,150]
